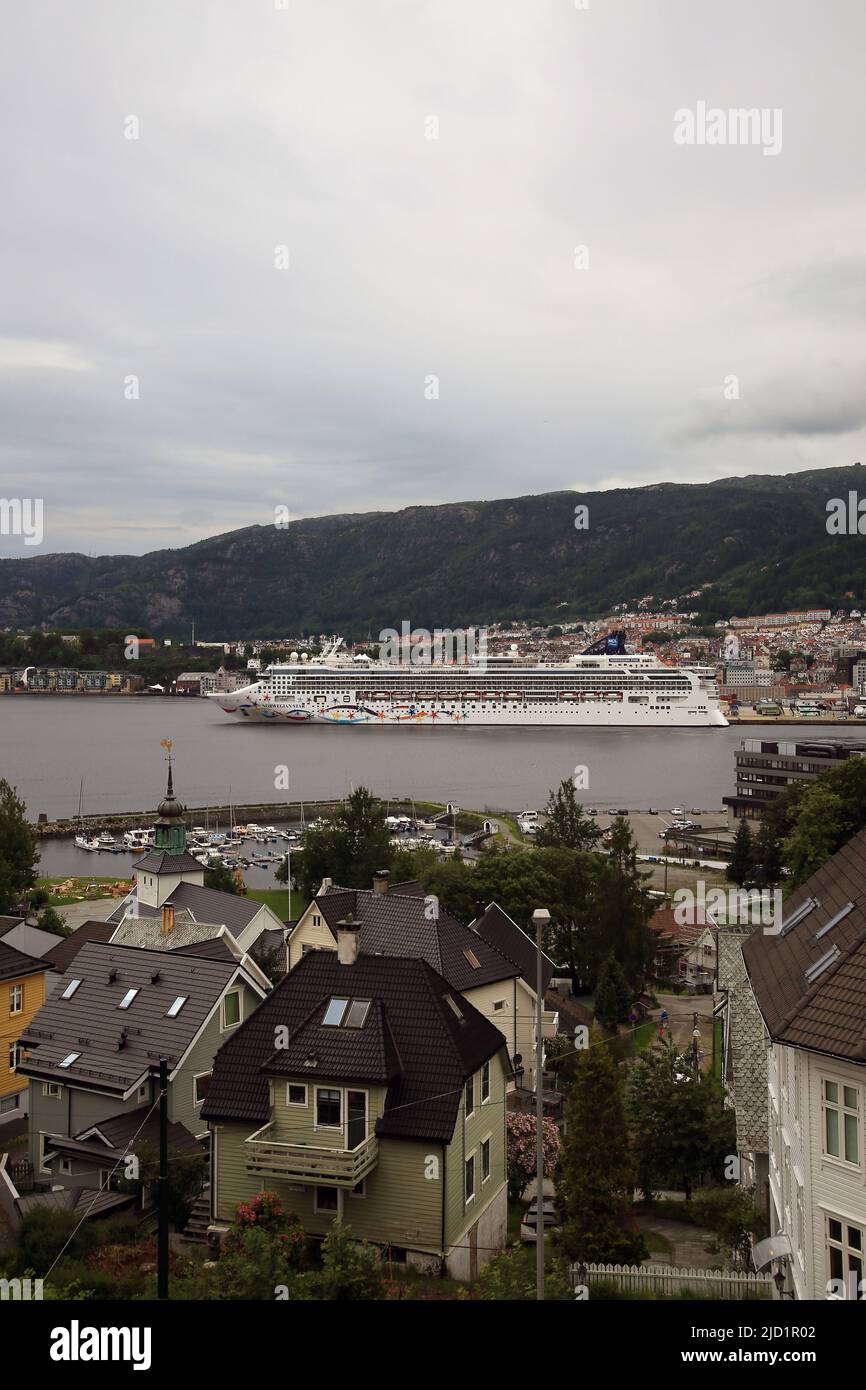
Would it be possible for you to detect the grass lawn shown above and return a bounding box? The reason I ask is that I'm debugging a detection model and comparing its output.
[247,887,302,920]
[640,1226,675,1258]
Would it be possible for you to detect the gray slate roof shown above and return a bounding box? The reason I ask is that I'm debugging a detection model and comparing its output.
[134,849,205,874]
[717,926,769,1154]
[0,939,47,984]
[109,881,266,934]
[203,950,509,1142]
[17,940,249,1094]
[111,913,230,951]
[310,886,520,991]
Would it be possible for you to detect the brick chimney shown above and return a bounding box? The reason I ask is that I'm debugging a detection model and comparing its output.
[318,877,333,894]
[161,903,175,936]
[372,869,390,895]
[336,912,360,965]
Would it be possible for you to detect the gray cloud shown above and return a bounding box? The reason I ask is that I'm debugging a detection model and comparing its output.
[1,0,865,556]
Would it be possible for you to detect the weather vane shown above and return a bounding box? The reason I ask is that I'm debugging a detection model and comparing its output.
[160,737,173,763]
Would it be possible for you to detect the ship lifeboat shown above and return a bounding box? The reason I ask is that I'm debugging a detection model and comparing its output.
[370,691,393,701]
[603,691,623,701]
[558,692,579,701]
[502,691,524,701]
[461,692,481,702]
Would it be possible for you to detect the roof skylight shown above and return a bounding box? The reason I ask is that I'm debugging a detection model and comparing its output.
[815,903,855,941]
[166,996,188,1017]
[344,999,371,1028]
[779,897,818,937]
[323,997,349,1027]
[59,1052,80,1068]
[463,947,481,969]
[61,979,82,1000]
[118,988,139,1010]
[803,944,841,986]
[444,994,464,1019]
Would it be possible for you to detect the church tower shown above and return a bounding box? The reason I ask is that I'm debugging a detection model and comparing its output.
[153,758,188,856]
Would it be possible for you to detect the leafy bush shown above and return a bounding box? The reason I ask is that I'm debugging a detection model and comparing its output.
[95,1217,142,1247]
[17,1209,97,1273]
[689,1185,767,1269]
[476,1245,573,1301]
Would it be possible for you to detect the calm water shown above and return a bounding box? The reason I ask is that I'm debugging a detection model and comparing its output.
[4,695,862,823]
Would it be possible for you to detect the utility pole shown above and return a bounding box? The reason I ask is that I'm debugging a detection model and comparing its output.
[532,908,551,1302]
[158,1057,169,1300]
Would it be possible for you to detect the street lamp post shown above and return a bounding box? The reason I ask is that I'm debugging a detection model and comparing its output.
[532,907,551,1302]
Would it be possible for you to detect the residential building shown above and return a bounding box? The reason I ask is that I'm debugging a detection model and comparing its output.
[717,926,769,1217]
[16,939,269,1189]
[742,829,866,1299]
[289,873,555,1088]
[107,763,286,951]
[204,920,511,1278]
[0,943,48,1128]
[723,739,866,826]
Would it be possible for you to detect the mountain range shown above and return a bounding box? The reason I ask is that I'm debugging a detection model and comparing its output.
[2,465,865,638]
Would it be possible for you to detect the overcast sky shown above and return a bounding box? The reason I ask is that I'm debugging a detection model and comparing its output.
[2,0,865,556]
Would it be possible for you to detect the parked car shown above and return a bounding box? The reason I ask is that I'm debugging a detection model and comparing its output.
[587,808,598,815]
[672,806,684,816]
[520,1197,559,1245]
[648,807,658,815]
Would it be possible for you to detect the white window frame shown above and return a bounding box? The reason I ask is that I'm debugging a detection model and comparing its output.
[465,1150,476,1205]
[286,1083,308,1107]
[42,1081,62,1099]
[315,1086,342,1131]
[314,1185,338,1215]
[825,1214,865,1300]
[465,1074,476,1119]
[59,1157,73,1176]
[8,1040,21,1072]
[481,1060,491,1104]
[822,1076,862,1169]
[39,1132,60,1174]
[481,1134,492,1185]
[193,1071,212,1107]
[221,990,242,1031]
[9,983,23,1016]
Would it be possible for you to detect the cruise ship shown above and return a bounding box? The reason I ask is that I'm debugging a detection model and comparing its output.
[209,634,727,728]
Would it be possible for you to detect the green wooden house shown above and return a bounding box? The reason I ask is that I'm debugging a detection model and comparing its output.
[204,918,511,1278]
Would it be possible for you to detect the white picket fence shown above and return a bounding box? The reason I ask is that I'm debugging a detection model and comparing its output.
[574,1261,771,1299]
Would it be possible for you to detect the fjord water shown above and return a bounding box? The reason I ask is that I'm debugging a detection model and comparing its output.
[6,695,864,822]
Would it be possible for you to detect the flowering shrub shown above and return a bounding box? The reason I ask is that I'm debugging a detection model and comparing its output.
[506,1112,560,1203]
[235,1191,285,1231]
[229,1192,307,1271]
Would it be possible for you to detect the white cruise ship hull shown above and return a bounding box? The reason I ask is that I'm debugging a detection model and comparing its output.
[210,647,727,728]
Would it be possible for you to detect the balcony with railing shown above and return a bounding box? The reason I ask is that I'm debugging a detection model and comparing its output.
[244,1123,379,1186]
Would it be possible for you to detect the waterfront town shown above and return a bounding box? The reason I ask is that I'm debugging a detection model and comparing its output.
[2,674,866,1311]
[5,605,866,714]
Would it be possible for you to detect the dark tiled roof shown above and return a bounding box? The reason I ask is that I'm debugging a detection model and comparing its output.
[203,951,508,1142]
[134,850,205,874]
[470,901,557,992]
[43,921,116,973]
[0,940,47,984]
[312,887,519,991]
[262,997,401,1084]
[172,936,238,962]
[743,829,866,1062]
[0,915,24,935]
[17,941,248,1093]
